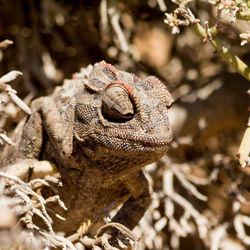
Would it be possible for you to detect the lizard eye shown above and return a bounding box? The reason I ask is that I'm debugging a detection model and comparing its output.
[102,85,135,122]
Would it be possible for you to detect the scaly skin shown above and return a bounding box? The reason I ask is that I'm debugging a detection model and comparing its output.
[1,61,173,235]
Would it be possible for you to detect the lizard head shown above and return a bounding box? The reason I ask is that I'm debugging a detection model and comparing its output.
[73,61,173,170]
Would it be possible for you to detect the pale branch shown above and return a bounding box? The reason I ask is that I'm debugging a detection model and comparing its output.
[0,39,13,49]
[210,223,229,250]
[0,71,31,114]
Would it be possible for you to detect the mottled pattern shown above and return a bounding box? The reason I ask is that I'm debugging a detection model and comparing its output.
[1,61,174,235]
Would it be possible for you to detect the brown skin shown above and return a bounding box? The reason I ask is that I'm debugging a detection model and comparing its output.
[1,61,173,235]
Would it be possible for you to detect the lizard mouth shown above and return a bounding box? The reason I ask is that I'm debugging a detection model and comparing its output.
[92,128,173,152]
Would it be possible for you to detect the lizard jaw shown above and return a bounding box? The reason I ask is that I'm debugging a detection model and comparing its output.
[89,128,173,152]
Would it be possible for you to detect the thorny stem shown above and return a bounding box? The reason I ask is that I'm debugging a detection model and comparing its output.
[191,23,250,81]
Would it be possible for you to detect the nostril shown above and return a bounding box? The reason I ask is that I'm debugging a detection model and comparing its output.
[102,85,135,123]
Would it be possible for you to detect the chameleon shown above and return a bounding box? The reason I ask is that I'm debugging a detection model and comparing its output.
[0,61,173,236]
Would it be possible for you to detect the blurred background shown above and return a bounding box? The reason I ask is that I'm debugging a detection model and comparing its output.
[0,0,249,249]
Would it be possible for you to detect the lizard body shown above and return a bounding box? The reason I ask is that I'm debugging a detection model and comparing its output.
[1,61,173,235]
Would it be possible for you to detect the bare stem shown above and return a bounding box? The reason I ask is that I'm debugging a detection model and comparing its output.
[191,23,250,81]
